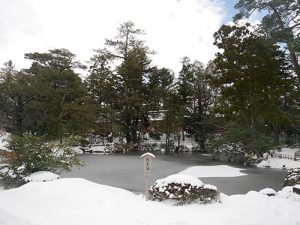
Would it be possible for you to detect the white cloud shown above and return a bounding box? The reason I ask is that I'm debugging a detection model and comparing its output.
[0,0,226,74]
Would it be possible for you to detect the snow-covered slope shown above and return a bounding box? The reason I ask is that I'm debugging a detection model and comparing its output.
[0,178,299,225]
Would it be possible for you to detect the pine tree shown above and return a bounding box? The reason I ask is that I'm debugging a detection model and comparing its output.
[0,61,36,136]
[176,58,215,150]
[86,54,118,141]
[24,49,95,140]
[92,21,155,147]
[234,0,300,83]
[212,24,294,154]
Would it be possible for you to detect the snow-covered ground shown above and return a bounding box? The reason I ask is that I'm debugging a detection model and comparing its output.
[258,148,300,169]
[0,178,299,225]
[179,165,246,177]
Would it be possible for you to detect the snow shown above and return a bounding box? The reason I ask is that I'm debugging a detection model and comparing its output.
[258,148,300,169]
[258,158,300,169]
[153,174,204,188]
[24,171,60,182]
[203,184,218,191]
[277,186,300,202]
[0,178,299,225]
[140,152,156,158]
[259,188,276,196]
[0,132,9,151]
[276,148,299,157]
[179,165,247,178]
[0,208,31,225]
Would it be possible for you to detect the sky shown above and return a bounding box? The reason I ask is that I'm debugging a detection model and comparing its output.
[0,0,240,75]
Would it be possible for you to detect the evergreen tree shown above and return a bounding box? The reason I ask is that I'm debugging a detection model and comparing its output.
[176,57,196,143]
[161,90,185,150]
[212,24,294,154]
[176,58,216,150]
[86,54,118,141]
[146,67,174,113]
[0,61,36,136]
[234,0,300,82]
[24,49,95,140]
[92,21,155,147]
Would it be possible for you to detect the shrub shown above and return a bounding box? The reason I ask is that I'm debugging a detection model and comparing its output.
[283,168,300,187]
[259,188,276,196]
[149,132,161,140]
[0,134,82,189]
[149,174,219,205]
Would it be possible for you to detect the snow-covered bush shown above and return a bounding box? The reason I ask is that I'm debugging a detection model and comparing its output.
[140,143,161,152]
[259,188,276,196]
[0,134,82,189]
[24,171,60,182]
[283,168,300,187]
[149,174,219,205]
[243,154,263,166]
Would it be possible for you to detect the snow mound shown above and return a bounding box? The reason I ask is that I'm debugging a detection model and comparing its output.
[179,165,246,177]
[24,171,60,182]
[259,188,276,196]
[277,186,300,202]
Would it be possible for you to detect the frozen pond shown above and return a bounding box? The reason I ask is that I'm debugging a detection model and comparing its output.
[61,152,286,195]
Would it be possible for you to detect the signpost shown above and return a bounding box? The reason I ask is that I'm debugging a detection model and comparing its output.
[140,152,155,201]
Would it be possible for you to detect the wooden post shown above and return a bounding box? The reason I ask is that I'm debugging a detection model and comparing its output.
[141,152,155,201]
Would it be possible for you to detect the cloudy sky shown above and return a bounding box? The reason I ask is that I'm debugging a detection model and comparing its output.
[0,0,239,74]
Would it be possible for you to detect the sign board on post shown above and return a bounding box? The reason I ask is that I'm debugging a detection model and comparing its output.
[140,152,155,201]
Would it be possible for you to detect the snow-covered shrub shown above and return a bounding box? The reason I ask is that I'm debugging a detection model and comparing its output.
[149,174,219,205]
[211,143,245,163]
[148,132,161,140]
[159,141,176,152]
[0,134,82,189]
[107,138,141,152]
[24,171,60,182]
[140,143,160,152]
[244,154,263,166]
[259,188,276,196]
[177,145,191,152]
[283,168,300,187]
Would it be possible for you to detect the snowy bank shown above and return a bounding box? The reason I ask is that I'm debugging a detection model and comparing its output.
[0,178,299,225]
[179,165,247,177]
[258,148,300,169]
